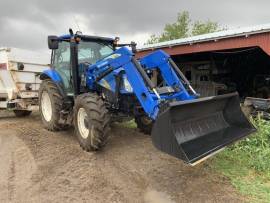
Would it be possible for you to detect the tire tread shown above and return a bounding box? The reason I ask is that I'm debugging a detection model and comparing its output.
[74,93,110,151]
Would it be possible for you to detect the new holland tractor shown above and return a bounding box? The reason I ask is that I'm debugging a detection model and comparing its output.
[39,30,256,165]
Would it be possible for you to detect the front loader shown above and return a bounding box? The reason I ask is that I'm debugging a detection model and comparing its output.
[39,30,256,165]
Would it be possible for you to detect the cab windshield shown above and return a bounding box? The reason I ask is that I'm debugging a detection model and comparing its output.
[53,40,114,93]
[78,41,114,64]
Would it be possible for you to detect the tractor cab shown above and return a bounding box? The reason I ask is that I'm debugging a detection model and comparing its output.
[48,32,115,95]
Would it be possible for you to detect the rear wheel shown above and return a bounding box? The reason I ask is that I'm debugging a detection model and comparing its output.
[74,93,110,151]
[135,115,153,135]
[39,79,65,131]
[13,110,32,117]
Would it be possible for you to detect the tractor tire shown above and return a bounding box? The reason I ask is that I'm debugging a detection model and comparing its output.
[135,115,153,135]
[39,79,65,131]
[13,110,32,117]
[74,93,110,151]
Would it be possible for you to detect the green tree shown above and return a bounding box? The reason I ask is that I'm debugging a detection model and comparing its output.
[192,20,219,36]
[147,34,160,44]
[146,11,221,44]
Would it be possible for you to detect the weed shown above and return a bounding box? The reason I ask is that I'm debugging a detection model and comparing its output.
[212,116,270,202]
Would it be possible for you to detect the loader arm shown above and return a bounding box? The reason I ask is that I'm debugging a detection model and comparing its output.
[88,47,158,119]
[88,47,196,119]
[139,49,196,100]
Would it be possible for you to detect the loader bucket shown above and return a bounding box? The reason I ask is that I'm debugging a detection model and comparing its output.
[151,92,256,165]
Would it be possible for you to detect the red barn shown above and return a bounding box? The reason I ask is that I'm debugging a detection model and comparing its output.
[137,24,270,116]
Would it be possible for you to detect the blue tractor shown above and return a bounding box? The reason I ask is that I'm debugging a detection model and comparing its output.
[39,30,256,165]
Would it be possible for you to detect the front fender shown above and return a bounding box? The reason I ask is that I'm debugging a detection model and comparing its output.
[40,69,62,83]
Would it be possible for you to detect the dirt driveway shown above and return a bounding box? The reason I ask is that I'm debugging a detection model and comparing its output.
[0,111,245,203]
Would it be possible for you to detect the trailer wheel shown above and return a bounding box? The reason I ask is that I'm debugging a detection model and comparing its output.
[13,110,32,117]
[135,116,153,135]
[39,79,64,131]
[74,93,110,151]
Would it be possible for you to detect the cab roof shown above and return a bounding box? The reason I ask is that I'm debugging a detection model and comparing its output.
[59,34,115,43]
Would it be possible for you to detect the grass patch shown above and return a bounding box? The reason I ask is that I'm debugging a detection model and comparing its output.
[212,116,270,202]
[115,119,137,129]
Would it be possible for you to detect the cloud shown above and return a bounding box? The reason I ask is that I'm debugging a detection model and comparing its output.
[0,0,269,50]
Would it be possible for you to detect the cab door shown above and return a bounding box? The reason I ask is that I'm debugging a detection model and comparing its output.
[52,41,73,95]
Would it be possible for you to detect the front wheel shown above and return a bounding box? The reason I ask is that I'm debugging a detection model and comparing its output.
[135,115,153,135]
[74,93,110,151]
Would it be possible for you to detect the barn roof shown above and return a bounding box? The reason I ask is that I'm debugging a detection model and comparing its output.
[138,23,270,55]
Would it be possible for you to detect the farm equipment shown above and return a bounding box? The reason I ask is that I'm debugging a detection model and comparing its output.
[39,30,256,165]
[0,47,49,116]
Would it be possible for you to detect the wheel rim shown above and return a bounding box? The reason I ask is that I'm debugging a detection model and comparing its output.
[141,116,152,125]
[77,108,89,139]
[41,91,52,122]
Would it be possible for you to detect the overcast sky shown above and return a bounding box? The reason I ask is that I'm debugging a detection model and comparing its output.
[0,0,270,52]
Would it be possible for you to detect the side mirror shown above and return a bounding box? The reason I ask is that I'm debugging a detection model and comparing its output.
[48,36,59,49]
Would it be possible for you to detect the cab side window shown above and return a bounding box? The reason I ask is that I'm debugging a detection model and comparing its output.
[53,41,72,92]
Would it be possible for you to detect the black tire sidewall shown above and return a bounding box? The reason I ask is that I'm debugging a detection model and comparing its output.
[135,116,153,135]
[13,110,32,117]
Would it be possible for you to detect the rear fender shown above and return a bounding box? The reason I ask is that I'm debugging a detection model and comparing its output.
[40,69,67,99]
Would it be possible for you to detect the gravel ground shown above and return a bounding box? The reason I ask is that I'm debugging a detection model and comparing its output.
[0,111,246,203]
